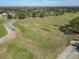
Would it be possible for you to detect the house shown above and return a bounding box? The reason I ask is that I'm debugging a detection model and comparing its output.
[2,13,7,16]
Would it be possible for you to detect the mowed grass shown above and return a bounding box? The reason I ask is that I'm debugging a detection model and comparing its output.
[13,13,79,59]
[14,22,53,49]
[7,44,34,59]
[13,13,77,59]
[0,13,79,59]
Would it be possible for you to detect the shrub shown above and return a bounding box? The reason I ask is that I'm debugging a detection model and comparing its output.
[18,13,26,19]
[69,17,79,32]
[7,14,13,19]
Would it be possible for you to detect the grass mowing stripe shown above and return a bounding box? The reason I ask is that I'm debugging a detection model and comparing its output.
[7,44,34,59]
[14,22,53,49]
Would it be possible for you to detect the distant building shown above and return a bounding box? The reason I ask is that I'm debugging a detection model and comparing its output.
[2,13,7,16]
[0,11,16,19]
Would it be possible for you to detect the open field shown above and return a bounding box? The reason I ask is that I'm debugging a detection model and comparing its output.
[0,13,79,59]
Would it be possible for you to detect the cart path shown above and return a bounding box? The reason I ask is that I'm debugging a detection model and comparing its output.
[0,20,16,44]
[57,44,79,59]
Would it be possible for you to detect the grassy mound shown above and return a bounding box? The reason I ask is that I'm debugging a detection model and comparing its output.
[0,25,7,38]
[0,17,7,38]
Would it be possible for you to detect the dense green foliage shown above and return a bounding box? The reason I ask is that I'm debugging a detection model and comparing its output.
[18,13,26,19]
[0,8,79,19]
[69,17,79,27]
[7,14,13,19]
[69,17,79,32]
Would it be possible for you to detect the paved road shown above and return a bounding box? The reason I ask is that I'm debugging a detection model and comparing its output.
[57,44,79,59]
[0,20,16,44]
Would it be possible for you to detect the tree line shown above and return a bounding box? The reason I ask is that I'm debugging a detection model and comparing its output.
[0,7,79,19]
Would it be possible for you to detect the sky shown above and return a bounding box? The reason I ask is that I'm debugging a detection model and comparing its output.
[0,0,79,6]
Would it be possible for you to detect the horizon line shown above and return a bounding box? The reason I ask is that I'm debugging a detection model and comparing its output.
[0,6,79,8]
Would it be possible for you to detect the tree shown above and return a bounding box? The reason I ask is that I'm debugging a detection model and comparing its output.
[7,14,13,19]
[39,13,44,17]
[32,12,36,17]
[18,13,26,19]
[69,17,79,32]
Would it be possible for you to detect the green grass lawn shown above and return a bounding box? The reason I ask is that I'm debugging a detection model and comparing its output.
[0,17,7,38]
[7,44,34,59]
[12,13,77,59]
[0,25,7,38]
[0,13,79,59]
[14,22,54,49]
